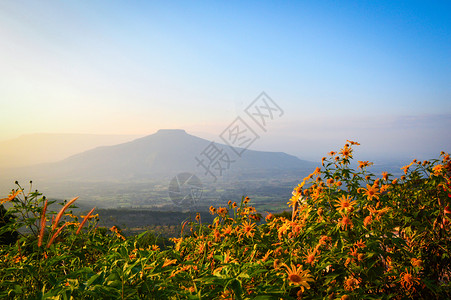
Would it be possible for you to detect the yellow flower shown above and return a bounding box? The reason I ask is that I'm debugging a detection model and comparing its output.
[287,195,298,208]
[283,263,314,291]
[334,195,354,213]
[277,221,291,239]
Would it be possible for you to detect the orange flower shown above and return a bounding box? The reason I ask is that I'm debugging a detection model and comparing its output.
[348,247,358,258]
[432,164,444,176]
[346,140,360,145]
[0,189,22,204]
[334,195,354,213]
[354,239,366,249]
[380,184,390,193]
[399,268,419,291]
[260,250,272,263]
[382,172,389,181]
[312,167,321,176]
[217,207,228,217]
[273,258,281,270]
[401,163,413,174]
[339,214,353,230]
[304,248,318,266]
[110,226,126,240]
[444,206,451,215]
[277,221,291,239]
[222,225,233,236]
[411,258,423,268]
[362,184,380,201]
[213,229,221,242]
[318,235,331,246]
[344,276,359,291]
[265,213,274,222]
[283,263,314,291]
[358,161,373,169]
[240,220,256,238]
[367,205,390,221]
[339,145,353,159]
[162,258,177,268]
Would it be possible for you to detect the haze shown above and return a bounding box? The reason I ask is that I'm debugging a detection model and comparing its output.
[1,1,450,163]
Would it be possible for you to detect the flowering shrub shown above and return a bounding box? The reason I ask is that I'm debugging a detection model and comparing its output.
[0,142,450,299]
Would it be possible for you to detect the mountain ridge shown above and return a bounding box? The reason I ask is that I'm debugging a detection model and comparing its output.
[2,129,316,183]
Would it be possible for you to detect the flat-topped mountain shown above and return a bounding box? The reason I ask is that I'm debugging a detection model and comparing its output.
[6,129,315,182]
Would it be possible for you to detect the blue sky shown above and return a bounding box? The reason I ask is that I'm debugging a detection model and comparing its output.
[0,1,450,161]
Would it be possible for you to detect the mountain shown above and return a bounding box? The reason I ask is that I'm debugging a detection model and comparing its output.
[0,133,141,168]
[4,129,316,183]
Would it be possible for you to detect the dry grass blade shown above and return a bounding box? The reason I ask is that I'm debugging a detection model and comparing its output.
[52,196,79,231]
[46,223,68,248]
[76,207,96,235]
[38,199,48,247]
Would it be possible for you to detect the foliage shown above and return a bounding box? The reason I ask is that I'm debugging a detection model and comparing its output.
[0,204,18,245]
[0,142,450,299]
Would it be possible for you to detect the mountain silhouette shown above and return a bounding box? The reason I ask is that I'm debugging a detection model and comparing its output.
[3,129,316,183]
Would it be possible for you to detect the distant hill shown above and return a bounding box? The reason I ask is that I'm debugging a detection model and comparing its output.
[3,129,316,183]
[0,133,141,168]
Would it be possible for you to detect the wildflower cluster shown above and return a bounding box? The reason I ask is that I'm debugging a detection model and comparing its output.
[0,143,450,299]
